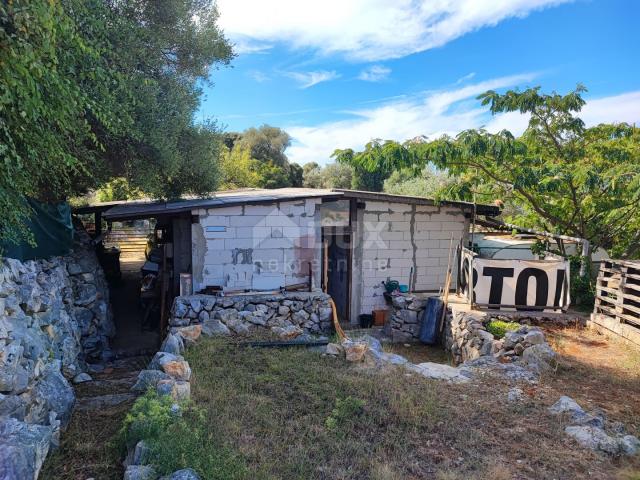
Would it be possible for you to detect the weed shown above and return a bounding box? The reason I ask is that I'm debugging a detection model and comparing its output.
[486,319,520,339]
[325,396,366,431]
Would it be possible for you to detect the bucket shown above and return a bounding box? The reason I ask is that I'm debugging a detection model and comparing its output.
[359,314,373,328]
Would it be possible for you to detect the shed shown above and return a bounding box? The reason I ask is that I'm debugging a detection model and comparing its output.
[91,188,500,325]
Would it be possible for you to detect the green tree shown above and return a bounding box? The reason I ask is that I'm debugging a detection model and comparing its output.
[336,86,640,259]
[383,168,454,198]
[0,0,232,246]
[237,125,291,167]
[302,162,353,189]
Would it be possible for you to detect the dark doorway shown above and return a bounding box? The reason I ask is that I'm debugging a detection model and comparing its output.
[326,232,351,324]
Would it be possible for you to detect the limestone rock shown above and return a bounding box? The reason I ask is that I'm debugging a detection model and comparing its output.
[409,362,470,383]
[131,370,172,393]
[172,325,202,344]
[124,464,157,480]
[564,426,621,454]
[201,319,231,336]
[0,417,52,480]
[325,343,344,356]
[522,343,557,371]
[343,341,368,362]
[161,359,191,382]
[272,325,303,340]
[160,333,184,355]
[169,468,201,480]
[156,379,190,402]
[73,372,92,384]
[620,435,640,456]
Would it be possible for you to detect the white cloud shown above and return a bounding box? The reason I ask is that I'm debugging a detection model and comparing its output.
[285,77,640,166]
[248,70,270,83]
[358,65,391,82]
[485,90,640,135]
[285,70,340,89]
[455,72,476,84]
[217,0,571,61]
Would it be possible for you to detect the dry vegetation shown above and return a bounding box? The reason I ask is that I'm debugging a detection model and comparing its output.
[181,331,639,479]
[40,327,640,479]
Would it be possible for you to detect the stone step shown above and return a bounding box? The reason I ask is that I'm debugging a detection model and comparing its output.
[75,392,136,411]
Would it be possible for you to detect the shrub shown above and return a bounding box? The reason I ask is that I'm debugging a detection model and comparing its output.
[118,389,248,479]
[325,396,366,431]
[486,320,520,339]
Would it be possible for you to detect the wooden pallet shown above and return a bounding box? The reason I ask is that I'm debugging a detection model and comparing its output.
[594,260,640,328]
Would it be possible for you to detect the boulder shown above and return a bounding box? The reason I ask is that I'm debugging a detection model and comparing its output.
[523,330,545,345]
[131,370,172,393]
[564,426,621,454]
[0,417,52,480]
[408,362,470,383]
[160,333,184,355]
[343,341,368,362]
[73,373,92,384]
[201,319,231,336]
[325,343,344,356]
[161,359,191,382]
[32,362,75,428]
[169,468,201,480]
[156,379,190,402]
[272,325,303,340]
[124,464,157,480]
[620,435,640,456]
[522,343,557,371]
[172,325,202,345]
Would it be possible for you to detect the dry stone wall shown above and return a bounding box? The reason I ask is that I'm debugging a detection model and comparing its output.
[0,228,114,479]
[171,292,333,339]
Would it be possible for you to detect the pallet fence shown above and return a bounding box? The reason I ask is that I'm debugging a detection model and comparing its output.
[592,260,640,345]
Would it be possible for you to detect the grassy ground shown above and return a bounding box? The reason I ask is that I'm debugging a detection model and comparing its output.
[180,334,640,480]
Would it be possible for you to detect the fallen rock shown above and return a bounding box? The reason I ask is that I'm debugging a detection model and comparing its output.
[548,396,585,417]
[172,325,202,345]
[522,343,557,371]
[343,341,368,362]
[325,343,343,356]
[408,362,470,383]
[564,426,621,454]
[156,379,190,402]
[272,324,303,340]
[73,372,92,384]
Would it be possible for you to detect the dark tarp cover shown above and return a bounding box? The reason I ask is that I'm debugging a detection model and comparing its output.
[1,197,73,261]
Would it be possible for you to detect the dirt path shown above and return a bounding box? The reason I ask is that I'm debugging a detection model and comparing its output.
[41,357,147,480]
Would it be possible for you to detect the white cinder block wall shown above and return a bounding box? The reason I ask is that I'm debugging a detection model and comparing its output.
[354,201,469,317]
[191,199,322,292]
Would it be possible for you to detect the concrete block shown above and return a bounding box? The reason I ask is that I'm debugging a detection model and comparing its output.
[252,249,285,263]
[365,201,390,212]
[265,215,299,227]
[235,227,254,238]
[429,230,452,240]
[387,202,412,212]
[230,215,265,227]
[441,221,465,231]
[389,240,412,250]
[204,250,233,265]
[200,215,229,227]
[428,248,451,258]
[244,204,279,216]
[390,258,413,268]
[363,213,381,222]
[380,231,404,241]
[254,237,296,249]
[280,202,306,216]
[281,226,303,238]
[204,239,225,250]
[304,198,317,216]
[415,205,438,214]
[204,227,236,239]
[416,256,440,267]
[207,205,243,216]
[224,238,253,250]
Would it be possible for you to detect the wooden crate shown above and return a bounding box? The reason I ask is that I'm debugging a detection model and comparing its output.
[594,260,640,328]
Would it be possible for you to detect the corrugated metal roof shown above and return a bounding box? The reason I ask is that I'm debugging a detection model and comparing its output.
[100,188,341,220]
[82,187,500,220]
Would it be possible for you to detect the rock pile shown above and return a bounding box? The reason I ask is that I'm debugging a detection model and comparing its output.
[0,227,114,479]
[549,396,639,456]
[170,292,333,339]
[443,310,557,372]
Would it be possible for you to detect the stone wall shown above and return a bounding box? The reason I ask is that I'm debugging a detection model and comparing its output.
[171,291,333,339]
[190,199,322,293]
[442,307,571,368]
[388,294,428,342]
[0,228,114,479]
[355,202,468,316]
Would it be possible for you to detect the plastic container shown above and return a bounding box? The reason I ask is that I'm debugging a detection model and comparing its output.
[399,284,409,293]
[372,309,387,326]
[359,314,373,328]
[418,297,444,345]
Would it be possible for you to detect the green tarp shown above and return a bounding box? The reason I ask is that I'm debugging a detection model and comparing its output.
[1,197,74,261]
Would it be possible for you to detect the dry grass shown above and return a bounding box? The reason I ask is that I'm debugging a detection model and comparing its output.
[183,336,640,479]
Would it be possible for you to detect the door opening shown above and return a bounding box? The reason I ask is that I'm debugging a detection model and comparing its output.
[324,232,351,325]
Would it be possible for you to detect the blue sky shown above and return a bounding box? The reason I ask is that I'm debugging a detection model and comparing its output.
[198,0,640,165]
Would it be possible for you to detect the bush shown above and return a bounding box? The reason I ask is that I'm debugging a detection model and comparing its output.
[118,390,248,479]
[486,320,520,339]
[325,396,366,431]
